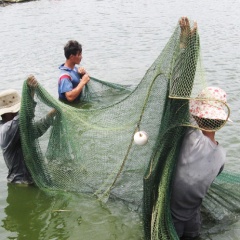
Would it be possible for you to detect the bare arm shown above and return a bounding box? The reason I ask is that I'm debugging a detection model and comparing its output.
[170,17,199,98]
[26,75,56,137]
[65,73,90,102]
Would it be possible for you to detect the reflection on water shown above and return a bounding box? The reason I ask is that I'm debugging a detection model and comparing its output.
[0,0,240,239]
[3,184,70,239]
[2,184,143,240]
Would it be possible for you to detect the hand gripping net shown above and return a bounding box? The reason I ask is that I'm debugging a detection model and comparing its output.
[19,19,240,240]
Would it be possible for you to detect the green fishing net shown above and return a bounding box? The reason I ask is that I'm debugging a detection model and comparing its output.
[19,19,240,240]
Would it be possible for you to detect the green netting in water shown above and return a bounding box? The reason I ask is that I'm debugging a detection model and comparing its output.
[19,19,240,239]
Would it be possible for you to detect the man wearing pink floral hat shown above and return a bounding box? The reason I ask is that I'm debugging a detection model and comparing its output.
[170,86,231,239]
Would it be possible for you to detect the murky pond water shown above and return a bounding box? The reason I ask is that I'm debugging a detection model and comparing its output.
[0,0,240,239]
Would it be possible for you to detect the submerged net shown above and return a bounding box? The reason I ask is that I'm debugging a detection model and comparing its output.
[19,19,240,239]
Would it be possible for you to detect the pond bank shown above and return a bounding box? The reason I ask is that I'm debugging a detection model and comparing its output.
[0,0,34,7]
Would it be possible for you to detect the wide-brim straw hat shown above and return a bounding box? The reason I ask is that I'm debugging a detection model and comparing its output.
[0,89,21,116]
[189,87,232,122]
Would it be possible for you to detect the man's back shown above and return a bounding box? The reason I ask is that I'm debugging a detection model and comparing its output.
[0,115,33,184]
[171,128,226,221]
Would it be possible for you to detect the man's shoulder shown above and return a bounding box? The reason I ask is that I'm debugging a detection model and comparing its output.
[58,64,73,81]
[0,117,19,140]
[59,64,69,71]
[185,127,201,139]
[59,73,72,80]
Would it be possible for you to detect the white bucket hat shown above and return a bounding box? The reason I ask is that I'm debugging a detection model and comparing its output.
[189,87,231,122]
[0,89,21,116]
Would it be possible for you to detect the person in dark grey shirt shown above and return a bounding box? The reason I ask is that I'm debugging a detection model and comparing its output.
[171,87,232,239]
[0,75,55,184]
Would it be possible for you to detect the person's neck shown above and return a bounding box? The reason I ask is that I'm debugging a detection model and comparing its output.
[202,130,217,145]
[64,60,75,70]
[2,112,17,123]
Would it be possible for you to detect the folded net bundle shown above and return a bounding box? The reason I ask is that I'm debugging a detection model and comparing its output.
[19,19,240,239]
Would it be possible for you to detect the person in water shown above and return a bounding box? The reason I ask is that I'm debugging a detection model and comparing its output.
[0,75,55,184]
[58,40,90,103]
[170,18,231,239]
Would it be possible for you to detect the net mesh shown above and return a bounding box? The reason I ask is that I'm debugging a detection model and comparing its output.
[19,19,240,239]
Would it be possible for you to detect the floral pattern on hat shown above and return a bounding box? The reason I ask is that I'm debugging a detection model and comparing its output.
[189,87,230,121]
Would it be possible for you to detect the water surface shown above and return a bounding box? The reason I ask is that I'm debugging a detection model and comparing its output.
[0,0,240,239]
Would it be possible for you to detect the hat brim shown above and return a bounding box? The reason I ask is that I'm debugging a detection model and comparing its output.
[190,102,231,122]
[0,102,20,116]
[191,105,232,122]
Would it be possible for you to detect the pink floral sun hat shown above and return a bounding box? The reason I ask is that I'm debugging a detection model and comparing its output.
[189,87,232,122]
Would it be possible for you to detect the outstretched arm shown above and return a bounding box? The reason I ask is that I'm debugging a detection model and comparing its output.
[179,17,197,49]
[25,75,56,137]
[170,17,199,98]
[26,74,38,97]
